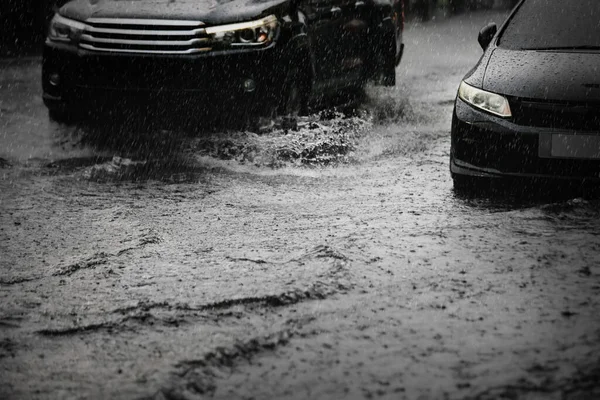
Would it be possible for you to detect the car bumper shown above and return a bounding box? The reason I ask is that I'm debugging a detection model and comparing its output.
[450,97,600,182]
[42,41,284,115]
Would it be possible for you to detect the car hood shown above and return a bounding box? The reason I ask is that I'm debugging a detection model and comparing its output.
[59,0,290,25]
[483,48,600,102]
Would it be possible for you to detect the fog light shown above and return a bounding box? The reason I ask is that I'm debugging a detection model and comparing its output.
[243,78,256,93]
[49,73,61,87]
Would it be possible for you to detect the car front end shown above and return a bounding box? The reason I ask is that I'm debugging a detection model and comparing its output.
[451,83,600,182]
[451,0,600,186]
[42,4,292,121]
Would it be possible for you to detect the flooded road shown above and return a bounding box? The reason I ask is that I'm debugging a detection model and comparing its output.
[2,10,600,400]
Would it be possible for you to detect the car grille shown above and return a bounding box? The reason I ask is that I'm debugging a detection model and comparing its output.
[510,98,600,132]
[79,18,211,55]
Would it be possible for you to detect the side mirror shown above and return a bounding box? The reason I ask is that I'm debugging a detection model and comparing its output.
[478,23,497,50]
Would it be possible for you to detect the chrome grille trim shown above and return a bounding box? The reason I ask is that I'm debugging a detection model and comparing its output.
[86,18,204,26]
[80,18,211,54]
[85,26,207,36]
[79,44,211,54]
[80,34,209,47]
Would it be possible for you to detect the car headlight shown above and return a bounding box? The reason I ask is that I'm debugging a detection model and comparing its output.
[48,14,86,44]
[458,81,512,118]
[206,15,279,48]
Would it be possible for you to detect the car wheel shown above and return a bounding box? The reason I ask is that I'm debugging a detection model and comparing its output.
[247,66,308,133]
[379,62,396,86]
[279,65,308,130]
[372,44,396,87]
[249,107,277,133]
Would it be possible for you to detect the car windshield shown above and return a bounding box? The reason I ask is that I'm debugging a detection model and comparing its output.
[499,0,600,50]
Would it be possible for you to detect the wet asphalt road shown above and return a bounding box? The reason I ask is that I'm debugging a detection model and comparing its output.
[2,9,600,400]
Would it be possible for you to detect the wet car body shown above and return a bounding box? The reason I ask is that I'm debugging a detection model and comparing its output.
[42,0,405,123]
[450,0,600,187]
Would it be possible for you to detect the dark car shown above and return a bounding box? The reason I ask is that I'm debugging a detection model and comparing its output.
[42,0,404,126]
[450,0,600,189]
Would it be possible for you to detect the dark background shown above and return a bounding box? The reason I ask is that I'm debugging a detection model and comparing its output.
[0,0,63,55]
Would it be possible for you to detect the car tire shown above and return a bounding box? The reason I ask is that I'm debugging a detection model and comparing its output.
[249,108,277,133]
[372,43,396,87]
[279,65,309,129]
[382,64,396,86]
[246,65,309,133]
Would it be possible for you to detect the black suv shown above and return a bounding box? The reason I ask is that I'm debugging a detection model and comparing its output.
[42,0,404,125]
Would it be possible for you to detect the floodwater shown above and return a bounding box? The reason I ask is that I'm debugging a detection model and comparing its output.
[1,9,600,400]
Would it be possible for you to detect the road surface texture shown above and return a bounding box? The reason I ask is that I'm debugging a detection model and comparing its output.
[2,9,600,400]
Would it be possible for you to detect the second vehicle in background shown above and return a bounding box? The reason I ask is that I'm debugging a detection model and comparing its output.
[451,0,600,188]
